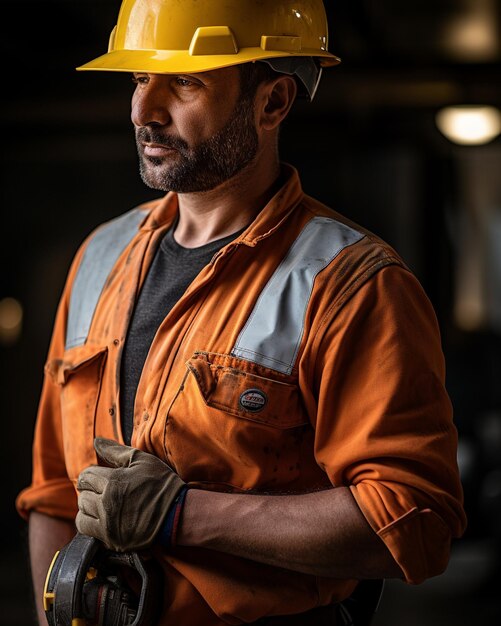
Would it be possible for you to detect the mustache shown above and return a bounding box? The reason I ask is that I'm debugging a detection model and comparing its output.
[135,127,189,153]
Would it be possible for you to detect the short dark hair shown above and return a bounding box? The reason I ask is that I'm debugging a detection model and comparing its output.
[237,62,282,102]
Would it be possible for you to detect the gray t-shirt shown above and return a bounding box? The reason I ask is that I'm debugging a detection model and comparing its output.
[120,224,243,444]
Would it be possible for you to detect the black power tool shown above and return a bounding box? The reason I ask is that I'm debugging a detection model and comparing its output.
[43,534,162,626]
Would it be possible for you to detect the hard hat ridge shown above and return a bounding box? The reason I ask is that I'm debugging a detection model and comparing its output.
[77,0,340,99]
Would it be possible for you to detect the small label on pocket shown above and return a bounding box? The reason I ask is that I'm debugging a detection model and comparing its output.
[239,388,268,413]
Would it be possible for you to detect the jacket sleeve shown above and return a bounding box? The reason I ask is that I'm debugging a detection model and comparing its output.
[16,243,88,521]
[310,264,467,584]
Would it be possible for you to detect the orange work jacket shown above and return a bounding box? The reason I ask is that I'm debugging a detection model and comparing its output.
[17,165,466,625]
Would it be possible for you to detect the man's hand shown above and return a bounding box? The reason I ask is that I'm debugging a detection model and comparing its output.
[76,437,185,551]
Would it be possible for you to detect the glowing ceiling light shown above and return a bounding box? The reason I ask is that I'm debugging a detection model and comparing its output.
[441,0,499,62]
[0,297,23,345]
[436,106,501,145]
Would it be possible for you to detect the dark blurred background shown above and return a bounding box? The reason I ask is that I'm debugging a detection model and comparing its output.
[1,1,500,624]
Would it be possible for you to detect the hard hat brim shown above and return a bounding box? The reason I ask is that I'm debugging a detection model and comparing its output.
[76,48,341,73]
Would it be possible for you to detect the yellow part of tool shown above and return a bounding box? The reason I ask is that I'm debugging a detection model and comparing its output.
[42,550,60,611]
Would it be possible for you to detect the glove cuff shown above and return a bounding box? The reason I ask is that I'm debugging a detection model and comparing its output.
[157,485,189,548]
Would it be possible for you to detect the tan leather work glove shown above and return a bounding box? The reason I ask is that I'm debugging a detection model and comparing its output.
[76,437,186,552]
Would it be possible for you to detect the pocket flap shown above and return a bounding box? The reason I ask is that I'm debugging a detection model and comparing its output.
[186,352,308,429]
[45,345,108,386]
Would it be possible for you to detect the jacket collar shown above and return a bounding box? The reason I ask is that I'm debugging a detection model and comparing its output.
[138,163,304,245]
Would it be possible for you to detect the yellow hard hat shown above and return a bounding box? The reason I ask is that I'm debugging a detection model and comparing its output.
[77,0,340,75]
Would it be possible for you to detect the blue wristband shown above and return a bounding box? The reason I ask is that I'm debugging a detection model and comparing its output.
[157,485,189,548]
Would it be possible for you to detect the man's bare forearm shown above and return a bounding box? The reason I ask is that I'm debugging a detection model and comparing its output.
[177,486,403,579]
[29,511,76,625]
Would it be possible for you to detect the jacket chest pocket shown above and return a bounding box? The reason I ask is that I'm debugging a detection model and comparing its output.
[164,351,313,491]
[46,345,107,481]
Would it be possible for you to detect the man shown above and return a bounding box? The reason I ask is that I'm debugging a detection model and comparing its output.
[17,1,466,625]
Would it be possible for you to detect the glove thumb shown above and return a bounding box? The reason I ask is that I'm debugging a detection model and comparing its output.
[94,437,135,468]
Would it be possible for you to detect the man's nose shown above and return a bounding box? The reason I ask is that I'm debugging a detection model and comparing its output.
[131,75,172,128]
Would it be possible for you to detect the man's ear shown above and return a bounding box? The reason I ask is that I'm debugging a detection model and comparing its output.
[257,75,297,130]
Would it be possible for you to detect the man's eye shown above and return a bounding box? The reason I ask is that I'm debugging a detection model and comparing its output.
[132,75,148,85]
[175,77,195,87]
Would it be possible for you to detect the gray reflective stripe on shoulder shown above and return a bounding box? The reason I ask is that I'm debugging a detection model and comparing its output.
[231,216,364,375]
[65,208,144,350]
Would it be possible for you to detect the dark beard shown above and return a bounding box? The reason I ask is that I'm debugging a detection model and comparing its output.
[135,95,259,193]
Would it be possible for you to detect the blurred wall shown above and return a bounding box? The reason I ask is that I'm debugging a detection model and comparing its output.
[1,1,500,624]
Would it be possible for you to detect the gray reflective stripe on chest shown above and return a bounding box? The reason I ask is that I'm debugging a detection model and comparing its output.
[231,216,364,375]
[65,209,144,349]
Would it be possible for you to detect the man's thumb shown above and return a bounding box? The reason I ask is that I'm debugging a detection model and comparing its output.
[94,437,134,468]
